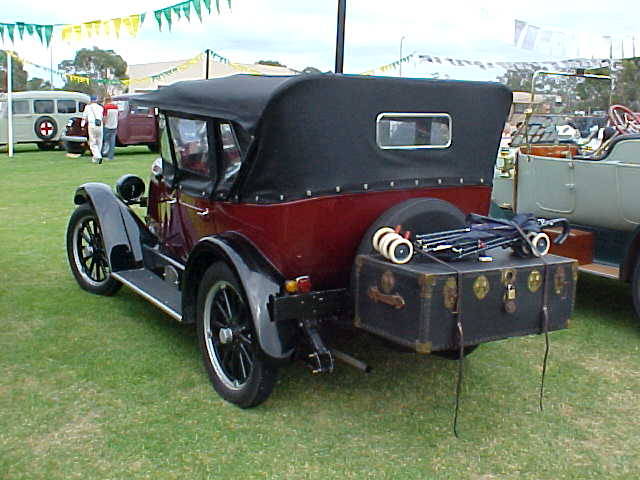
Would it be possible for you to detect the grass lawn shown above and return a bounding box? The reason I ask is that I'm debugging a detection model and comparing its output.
[1,144,639,479]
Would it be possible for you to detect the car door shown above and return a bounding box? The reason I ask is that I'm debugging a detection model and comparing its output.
[149,115,191,261]
[126,103,156,144]
[165,115,218,253]
[516,151,576,216]
[612,138,640,229]
[12,100,36,142]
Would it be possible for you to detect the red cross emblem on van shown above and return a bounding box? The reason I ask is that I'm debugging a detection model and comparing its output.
[40,121,54,136]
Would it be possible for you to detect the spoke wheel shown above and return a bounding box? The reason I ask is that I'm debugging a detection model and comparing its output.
[66,204,121,295]
[197,262,276,408]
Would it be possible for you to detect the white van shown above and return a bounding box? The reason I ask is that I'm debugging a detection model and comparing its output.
[0,91,90,150]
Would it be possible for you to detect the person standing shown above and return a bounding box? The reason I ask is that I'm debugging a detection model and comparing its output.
[82,95,104,164]
[102,96,119,161]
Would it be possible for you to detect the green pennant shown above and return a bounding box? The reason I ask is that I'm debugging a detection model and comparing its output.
[203,0,211,13]
[173,6,182,18]
[227,0,231,10]
[192,0,202,21]
[0,25,4,43]
[25,24,34,36]
[44,25,52,46]
[16,22,25,40]
[181,1,191,20]
[154,10,163,30]
[163,7,173,29]
[35,24,44,43]
[7,24,15,42]
[140,13,146,25]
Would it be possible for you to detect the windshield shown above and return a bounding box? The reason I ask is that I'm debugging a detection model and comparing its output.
[517,71,613,146]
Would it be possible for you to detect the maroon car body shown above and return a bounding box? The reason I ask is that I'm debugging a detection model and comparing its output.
[65,75,575,410]
[61,94,158,154]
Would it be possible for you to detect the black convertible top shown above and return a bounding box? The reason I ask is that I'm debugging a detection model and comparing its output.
[135,74,512,203]
[134,75,292,135]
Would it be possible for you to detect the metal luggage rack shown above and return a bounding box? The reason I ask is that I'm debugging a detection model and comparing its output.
[372,213,570,265]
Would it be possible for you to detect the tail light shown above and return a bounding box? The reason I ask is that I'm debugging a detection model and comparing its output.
[296,276,312,294]
[283,276,312,294]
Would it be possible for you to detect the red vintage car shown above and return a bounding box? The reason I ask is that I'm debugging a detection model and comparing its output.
[61,94,158,154]
[66,74,576,409]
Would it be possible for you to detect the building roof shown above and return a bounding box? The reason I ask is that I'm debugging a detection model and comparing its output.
[0,90,90,101]
[126,57,297,93]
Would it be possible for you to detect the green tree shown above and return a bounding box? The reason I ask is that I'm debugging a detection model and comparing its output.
[301,66,324,74]
[0,51,28,92]
[612,59,640,110]
[256,60,287,68]
[497,67,536,92]
[25,77,52,91]
[58,47,127,96]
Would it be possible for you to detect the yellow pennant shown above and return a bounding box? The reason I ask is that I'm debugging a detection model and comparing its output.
[61,14,142,42]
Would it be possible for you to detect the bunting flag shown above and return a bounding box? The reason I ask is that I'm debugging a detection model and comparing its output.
[61,14,144,42]
[153,0,230,31]
[417,54,619,71]
[65,74,92,85]
[227,62,262,74]
[513,19,640,60]
[123,52,206,85]
[1,0,231,45]
[360,53,415,75]
[4,50,125,86]
[0,22,53,46]
[5,48,270,90]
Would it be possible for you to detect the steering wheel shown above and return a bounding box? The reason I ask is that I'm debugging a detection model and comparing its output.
[608,104,640,134]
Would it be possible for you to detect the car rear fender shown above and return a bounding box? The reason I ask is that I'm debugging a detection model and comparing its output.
[183,232,296,362]
[621,225,640,282]
[74,182,145,271]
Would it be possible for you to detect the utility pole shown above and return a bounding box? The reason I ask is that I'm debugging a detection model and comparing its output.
[334,0,346,73]
[7,51,14,157]
[205,49,210,79]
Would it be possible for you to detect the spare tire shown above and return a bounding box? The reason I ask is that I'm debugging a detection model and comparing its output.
[355,198,466,257]
[34,116,58,141]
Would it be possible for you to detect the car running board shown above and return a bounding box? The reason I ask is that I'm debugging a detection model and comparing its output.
[111,269,182,321]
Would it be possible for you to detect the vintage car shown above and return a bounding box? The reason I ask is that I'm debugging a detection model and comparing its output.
[0,90,89,150]
[493,70,640,318]
[61,94,158,154]
[66,74,577,408]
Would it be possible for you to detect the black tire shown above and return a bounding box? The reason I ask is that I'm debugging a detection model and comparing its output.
[353,199,477,355]
[34,116,58,141]
[433,345,479,360]
[37,142,56,151]
[66,204,121,296]
[197,262,277,408]
[352,198,466,292]
[64,141,87,155]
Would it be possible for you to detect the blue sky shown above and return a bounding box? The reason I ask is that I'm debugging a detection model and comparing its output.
[2,0,640,85]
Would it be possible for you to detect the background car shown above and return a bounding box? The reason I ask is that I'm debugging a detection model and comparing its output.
[0,90,89,150]
[493,70,640,319]
[61,94,158,154]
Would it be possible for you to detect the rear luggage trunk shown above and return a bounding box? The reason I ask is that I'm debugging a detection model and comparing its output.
[353,250,577,353]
